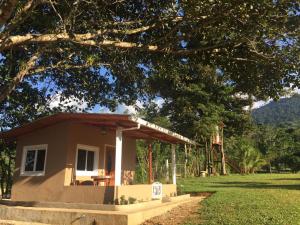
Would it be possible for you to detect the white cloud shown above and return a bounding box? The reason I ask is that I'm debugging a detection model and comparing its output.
[252,100,271,109]
[293,88,300,94]
[92,98,165,115]
[116,104,137,114]
[252,88,300,109]
[92,101,141,115]
[115,100,144,114]
[154,97,165,108]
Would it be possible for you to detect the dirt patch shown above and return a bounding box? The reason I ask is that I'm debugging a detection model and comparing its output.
[141,197,206,225]
[187,192,215,198]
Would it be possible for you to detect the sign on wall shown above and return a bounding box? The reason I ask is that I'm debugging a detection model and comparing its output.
[152,182,163,199]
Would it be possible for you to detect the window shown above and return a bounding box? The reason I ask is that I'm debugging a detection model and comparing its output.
[21,145,47,176]
[75,144,99,176]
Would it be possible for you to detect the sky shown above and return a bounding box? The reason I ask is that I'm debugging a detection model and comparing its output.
[93,97,165,114]
[48,87,300,114]
[48,93,165,114]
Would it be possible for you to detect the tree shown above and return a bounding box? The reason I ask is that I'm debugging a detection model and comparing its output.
[225,136,265,174]
[148,65,252,141]
[0,0,299,107]
[0,140,15,197]
[253,125,295,173]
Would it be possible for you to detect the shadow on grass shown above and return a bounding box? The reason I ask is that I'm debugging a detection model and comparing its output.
[186,191,216,197]
[271,178,300,181]
[209,182,300,190]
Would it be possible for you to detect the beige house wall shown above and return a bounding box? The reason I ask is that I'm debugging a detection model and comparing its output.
[12,122,70,202]
[116,184,177,202]
[12,122,137,203]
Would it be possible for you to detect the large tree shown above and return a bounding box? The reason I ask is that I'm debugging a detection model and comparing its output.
[147,64,252,140]
[0,0,299,107]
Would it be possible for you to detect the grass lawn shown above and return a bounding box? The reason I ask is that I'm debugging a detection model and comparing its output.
[178,173,300,225]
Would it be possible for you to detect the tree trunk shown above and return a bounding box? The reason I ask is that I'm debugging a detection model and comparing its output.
[0,162,5,198]
[6,154,12,195]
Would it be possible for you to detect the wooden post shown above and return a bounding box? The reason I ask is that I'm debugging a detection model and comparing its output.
[208,138,211,176]
[205,141,208,172]
[220,125,227,175]
[184,144,187,178]
[211,143,214,175]
[171,144,176,185]
[148,143,153,184]
[115,127,123,186]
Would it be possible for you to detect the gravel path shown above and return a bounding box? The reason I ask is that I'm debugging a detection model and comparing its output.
[141,197,205,225]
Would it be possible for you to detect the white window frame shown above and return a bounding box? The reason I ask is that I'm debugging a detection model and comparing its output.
[75,144,99,176]
[20,144,48,176]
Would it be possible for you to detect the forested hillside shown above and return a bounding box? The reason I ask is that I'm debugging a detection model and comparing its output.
[252,94,300,125]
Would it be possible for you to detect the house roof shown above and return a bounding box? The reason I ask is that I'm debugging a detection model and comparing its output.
[0,113,197,145]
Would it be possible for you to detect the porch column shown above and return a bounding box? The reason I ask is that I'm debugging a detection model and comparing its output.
[115,127,123,186]
[171,144,176,185]
[148,143,153,184]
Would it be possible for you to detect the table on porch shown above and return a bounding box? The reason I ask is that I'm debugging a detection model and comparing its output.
[91,175,112,186]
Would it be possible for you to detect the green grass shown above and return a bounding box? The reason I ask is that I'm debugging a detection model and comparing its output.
[178,173,300,225]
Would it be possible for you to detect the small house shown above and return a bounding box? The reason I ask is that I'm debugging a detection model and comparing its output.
[0,113,196,205]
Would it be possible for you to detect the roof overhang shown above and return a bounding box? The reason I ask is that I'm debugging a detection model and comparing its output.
[0,113,198,145]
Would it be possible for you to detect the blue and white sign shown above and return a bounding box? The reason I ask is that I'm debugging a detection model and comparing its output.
[152,182,163,199]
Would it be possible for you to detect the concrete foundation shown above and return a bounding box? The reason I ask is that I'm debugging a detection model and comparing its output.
[0,195,201,225]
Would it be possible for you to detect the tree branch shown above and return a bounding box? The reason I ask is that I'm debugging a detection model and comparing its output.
[1,31,232,55]
[0,51,40,102]
[30,61,111,74]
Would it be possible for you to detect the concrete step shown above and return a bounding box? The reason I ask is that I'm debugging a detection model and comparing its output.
[0,205,128,225]
[0,196,204,225]
[0,219,50,225]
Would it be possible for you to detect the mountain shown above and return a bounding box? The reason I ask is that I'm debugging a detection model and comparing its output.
[252,94,300,125]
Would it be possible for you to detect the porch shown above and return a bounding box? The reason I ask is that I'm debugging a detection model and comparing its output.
[54,114,196,204]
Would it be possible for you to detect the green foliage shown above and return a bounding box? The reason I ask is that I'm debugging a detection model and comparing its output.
[128,197,137,204]
[0,141,15,197]
[226,137,265,173]
[252,94,300,125]
[119,195,128,205]
[252,123,300,172]
[179,174,300,225]
[1,0,299,107]
[149,66,252,141]
[134,140,150,184]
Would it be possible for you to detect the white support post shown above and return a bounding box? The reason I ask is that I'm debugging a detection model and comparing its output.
[171,144,176,185]
[166,159,169,183]
[115,127,123,186]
